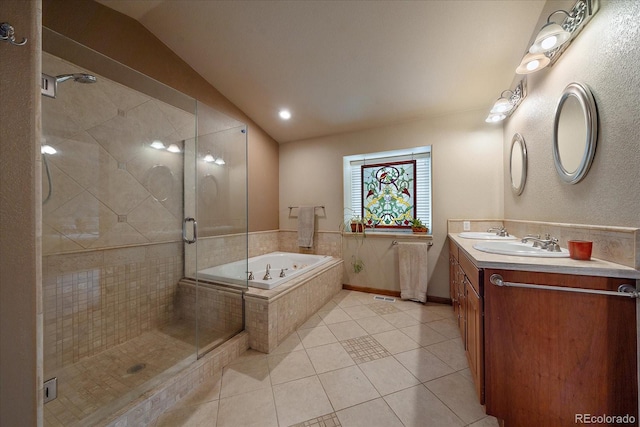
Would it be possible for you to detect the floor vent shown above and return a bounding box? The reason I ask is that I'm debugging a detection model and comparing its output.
[373,296,396,302]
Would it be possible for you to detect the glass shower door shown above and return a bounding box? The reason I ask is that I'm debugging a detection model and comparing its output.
[184,101,248,358]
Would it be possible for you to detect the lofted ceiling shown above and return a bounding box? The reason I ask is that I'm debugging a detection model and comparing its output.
[96,0,546,143]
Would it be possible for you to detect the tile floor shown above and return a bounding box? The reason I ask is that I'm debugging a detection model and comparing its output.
[150,290,499,427]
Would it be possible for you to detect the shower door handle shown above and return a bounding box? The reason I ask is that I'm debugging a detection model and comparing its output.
[183,217,197,244]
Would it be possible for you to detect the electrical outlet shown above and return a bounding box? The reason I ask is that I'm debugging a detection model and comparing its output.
[463,221,471,231]
[44,377,57,403]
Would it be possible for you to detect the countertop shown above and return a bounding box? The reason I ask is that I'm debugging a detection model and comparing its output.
[448,233,640,280]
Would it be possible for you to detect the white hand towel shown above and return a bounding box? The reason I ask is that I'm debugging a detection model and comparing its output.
[398,242,429,303]
[297,206,315,248]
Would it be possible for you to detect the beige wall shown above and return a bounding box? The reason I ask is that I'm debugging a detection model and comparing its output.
[0,1,42,425]
[504,0,640,228]
[279,109,504,298]
[42,0,279,232]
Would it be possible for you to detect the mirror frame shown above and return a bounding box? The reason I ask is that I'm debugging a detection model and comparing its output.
[552,82,598,184]
[509,133,527,196]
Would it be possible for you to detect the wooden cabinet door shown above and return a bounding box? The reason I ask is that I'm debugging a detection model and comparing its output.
[484,269,638,426]
[466,280,483,404]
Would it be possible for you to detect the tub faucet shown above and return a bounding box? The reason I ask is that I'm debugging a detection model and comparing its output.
[248,271,254,280]
[279,268,288,278]
[263,264,272,280]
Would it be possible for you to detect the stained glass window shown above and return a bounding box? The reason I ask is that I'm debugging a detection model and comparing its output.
[361,160,416,228]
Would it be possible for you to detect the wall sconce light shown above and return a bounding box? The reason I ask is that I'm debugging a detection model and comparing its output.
[150,140,165,150]
[167,144,181,153]
[203,151,225,165]
[516,0,598,75]
[486,80,526,123]
[41,145,57,155]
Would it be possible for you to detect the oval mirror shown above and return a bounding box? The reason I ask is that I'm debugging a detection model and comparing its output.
[553,82,598,184]
[509,133,527,196]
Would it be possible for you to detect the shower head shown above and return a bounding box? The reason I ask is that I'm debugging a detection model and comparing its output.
[41,73,97,98]
[55,73,97,84]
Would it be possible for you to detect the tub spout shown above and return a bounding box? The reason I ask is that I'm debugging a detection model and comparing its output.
[263,264,272,280]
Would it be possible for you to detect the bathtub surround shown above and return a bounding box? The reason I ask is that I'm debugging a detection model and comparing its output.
[245,259,344,353]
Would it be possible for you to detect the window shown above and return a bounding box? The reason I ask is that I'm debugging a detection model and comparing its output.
[343,146,432,232]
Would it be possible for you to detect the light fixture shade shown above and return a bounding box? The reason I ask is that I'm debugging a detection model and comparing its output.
[485,113,506,123]
[150,140,165,150]
[214,158,226,165]
[516,52,551,74]
[529,22,571,54]
[41,145,57,155]
[204,154,215,163]
[167,144,181,153]
[490,98,514,114]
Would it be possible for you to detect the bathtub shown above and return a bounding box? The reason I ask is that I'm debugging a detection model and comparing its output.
[197,252,334,290]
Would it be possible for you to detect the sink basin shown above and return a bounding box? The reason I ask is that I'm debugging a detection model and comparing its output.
[473,241,570,258]
[458,232,517,240]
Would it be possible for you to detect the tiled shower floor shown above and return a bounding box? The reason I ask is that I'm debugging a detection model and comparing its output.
[43,322,231,426]
[151,290,500,427]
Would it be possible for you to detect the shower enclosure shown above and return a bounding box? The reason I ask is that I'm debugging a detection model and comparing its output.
[41,30,247,426]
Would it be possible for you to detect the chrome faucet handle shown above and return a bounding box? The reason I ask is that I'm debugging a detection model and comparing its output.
[279,268,288,278]
[248,271,254,280]
[546,237,561,252]
[488,226,508,237]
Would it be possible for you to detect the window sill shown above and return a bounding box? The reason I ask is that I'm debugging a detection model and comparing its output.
[342,230,432,240]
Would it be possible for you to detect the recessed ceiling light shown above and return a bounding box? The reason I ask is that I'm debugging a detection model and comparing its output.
[279,109,291,120]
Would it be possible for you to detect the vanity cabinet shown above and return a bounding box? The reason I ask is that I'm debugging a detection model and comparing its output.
[484,269,638,426]
[449,240,484,403]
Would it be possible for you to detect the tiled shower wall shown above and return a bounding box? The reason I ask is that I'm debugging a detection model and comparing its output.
[43,243,183,375]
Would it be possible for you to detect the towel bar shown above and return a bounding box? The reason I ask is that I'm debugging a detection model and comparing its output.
[392,240,433,247]
[489,274,639,298]
[288,205,325,215]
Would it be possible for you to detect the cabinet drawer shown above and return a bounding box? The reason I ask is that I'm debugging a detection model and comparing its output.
[458,251,480,294]
[448,239,458,260]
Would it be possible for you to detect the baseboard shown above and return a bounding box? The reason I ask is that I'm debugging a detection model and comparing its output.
[342,284,400,297]
[342,284,452,305]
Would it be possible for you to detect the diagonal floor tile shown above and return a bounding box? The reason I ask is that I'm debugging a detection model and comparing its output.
[219,358,271,398]
[359,356,420,396]
[371,330,420,354]
[394,347,455,382]
[424,372,487,424]
[328,320,369,341]
[336,398,404,427]
[318,365,380,411]
[217,387,278,427]
[384,384,464,427]
[267,350,316,385]
[306,342,355,373]
[272,376,333,427]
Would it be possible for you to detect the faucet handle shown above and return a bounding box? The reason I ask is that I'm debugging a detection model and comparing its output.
[279,268,288,278]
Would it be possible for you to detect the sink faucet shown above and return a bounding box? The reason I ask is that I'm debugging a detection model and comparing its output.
[263,264,272,280]
[487,226,509,237]
[521,234,561,252]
